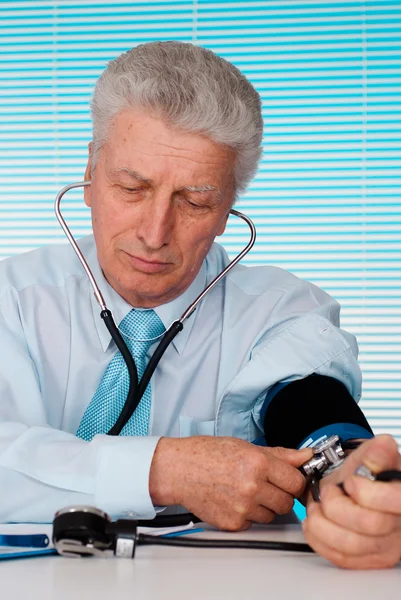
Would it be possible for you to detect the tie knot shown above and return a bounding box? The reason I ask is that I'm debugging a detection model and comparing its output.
[119,309,165,354]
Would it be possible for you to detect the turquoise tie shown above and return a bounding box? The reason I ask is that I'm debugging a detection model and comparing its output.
[76,309,165,441]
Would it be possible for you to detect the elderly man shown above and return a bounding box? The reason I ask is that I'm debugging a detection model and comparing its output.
[0,41,400,569]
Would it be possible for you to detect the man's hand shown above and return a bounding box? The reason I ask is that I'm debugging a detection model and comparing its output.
[303,434,401,569]
[149,436,312,531]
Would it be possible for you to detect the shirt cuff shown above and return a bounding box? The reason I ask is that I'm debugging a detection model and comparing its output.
[94,435,161,519]
[298,423,374,449]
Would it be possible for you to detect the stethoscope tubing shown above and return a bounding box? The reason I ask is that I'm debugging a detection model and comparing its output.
[55,181,256,435]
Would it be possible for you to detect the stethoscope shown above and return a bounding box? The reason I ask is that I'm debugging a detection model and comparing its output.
[55,180,256,436]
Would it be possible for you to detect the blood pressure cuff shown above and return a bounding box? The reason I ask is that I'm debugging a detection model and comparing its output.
[263,373,374,449]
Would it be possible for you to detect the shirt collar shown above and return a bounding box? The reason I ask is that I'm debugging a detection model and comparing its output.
[83,236,206,355]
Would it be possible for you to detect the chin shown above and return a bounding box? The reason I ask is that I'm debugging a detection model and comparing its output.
[118,277,172,308]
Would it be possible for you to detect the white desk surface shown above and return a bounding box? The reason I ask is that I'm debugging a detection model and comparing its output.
[1,523,400,600]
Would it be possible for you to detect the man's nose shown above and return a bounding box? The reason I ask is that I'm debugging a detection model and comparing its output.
[136,194,175,251]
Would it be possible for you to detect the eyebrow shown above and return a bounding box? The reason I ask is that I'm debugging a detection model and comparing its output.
[112,167,151,184]
[183,184,219,195]
[113,167,222,200]
[178,184,222,203]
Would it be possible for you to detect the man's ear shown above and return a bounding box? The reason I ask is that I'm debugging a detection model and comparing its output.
[84,142,93,208]
[217,186,235,236]
[217,211,230,236]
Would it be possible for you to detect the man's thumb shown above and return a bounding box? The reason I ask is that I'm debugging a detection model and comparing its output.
[265,446,313,467]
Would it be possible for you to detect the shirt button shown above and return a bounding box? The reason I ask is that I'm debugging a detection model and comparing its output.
[122,510,138,519]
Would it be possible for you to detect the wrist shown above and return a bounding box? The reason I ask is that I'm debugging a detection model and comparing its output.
[149,437,184,506]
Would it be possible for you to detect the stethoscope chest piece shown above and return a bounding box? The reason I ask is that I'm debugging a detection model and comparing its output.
[53,506,115,558]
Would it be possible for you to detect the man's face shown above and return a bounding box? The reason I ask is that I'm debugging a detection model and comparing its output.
[84,108,235,308]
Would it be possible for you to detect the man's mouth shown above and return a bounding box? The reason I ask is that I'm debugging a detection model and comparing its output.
[124,252,172,274]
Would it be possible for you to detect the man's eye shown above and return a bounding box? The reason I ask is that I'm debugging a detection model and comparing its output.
[123,187,142,193]
[184,197,209,210]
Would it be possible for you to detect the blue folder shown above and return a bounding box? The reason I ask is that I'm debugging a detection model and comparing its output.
[0,548,57,561]
[0,533,57,560]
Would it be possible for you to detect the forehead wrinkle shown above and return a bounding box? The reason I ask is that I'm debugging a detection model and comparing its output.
[144,138,218,157]
[133,146,229,168]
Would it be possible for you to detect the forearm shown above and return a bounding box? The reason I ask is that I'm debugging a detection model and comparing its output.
[0,422,160,522]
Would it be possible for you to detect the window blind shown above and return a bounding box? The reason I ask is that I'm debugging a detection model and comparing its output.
[0,0,400,445]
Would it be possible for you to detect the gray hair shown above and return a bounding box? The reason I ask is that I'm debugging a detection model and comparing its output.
[91,41,263,195]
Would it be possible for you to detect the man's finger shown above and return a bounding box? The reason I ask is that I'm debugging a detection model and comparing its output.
[305,501,392,557]
[302,520,400,570]
[339,435,400,480]
[343,475,401,515]
[256,481,295,515]
[262,454,308,497]
[248,505,276,524]
[265,445,313,467]
[320,483,399,536]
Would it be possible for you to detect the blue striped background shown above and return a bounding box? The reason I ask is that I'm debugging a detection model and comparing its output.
[0,0,400,446]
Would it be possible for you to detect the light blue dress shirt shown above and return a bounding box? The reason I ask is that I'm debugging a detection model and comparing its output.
[0,236,366,523]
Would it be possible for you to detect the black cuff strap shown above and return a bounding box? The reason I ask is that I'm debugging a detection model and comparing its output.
[263,374,373,449]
